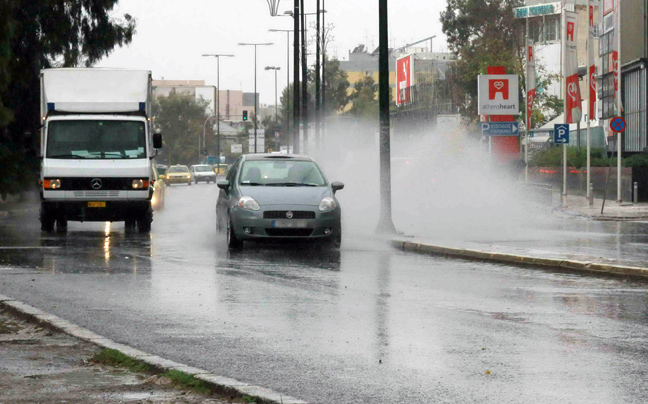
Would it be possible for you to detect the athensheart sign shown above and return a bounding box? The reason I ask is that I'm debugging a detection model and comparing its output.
[477,74,520,115]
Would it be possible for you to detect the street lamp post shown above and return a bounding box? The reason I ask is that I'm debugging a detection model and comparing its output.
[202,53,234,172]
[238,42,273,153]
[269,29,293,150]
[265,66,281,150]
[377,0,396,234]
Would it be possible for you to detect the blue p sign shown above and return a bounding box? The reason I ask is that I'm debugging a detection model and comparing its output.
[554,124,569,144]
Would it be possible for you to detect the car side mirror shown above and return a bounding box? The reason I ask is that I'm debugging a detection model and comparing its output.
[153,133,163,149]
[217,180,230,190]
[331,181,344,194]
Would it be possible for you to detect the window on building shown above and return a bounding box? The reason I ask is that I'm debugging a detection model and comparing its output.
[545,16,560,42]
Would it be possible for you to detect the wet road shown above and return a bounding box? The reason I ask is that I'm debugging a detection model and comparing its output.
[2,184,648,403]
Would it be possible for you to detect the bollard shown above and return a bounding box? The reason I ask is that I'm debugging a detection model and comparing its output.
[589,183,594,206]
[634,182,639,204]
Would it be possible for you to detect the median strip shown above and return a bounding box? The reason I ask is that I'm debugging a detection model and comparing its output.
[0,293,308,404]
[392,239,648,279]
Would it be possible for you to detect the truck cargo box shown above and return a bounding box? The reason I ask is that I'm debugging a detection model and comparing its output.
[41,68,152,116]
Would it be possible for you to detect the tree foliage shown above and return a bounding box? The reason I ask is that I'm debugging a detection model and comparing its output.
[153,92,212,166]
[348,75,378,119]
[0,0,136,198]
[440,0,524,120]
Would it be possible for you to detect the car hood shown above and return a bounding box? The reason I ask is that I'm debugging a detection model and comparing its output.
[167,172,190,176]
[240,185,331,206]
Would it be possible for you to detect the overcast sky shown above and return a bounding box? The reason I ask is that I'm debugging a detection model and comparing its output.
[98,0,449,105]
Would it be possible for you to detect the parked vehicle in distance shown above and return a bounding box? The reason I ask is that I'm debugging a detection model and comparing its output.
[166,165,192,185]
[213,163,228,176]
[190,164,217,184]
[216,154,344,249]
[151,164,166,210]
[39,68,162,234]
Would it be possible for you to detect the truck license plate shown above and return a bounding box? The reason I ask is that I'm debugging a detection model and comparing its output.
[271,219,307,228]
[87,201,106,208]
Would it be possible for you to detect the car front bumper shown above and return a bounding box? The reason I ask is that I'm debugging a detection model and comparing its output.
[230,205,341,241]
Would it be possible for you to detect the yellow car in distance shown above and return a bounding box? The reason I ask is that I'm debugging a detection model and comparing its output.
[166,165,192,186]
[213,163,228,176]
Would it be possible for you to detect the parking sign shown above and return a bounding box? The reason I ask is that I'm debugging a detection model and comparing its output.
[554,124,570,144]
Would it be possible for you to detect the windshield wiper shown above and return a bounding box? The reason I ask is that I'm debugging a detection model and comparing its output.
[241,182,264,186]
[267,182,318,187]
[47,154,86,159]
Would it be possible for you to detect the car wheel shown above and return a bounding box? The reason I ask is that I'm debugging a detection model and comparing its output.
[195,178,198,184]
[226,218,243,249]
[188,181,192,186]
[40,205,55,232]
[329,232,341,249]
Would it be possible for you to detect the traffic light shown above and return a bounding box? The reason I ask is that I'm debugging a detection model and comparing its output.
[243,110,248,121]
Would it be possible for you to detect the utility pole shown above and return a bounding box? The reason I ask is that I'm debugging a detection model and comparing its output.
[202,54,234,172]
[293,0,301,154]
[322,0,326,143]
[269,29,293,151]
[376,0,396,234]
[238,43,273,153]
[300,0,308,152]
[315,0,321,150]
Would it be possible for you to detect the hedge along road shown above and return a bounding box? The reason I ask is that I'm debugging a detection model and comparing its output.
[1,184,648,403]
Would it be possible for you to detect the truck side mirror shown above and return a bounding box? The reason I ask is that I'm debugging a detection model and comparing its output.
[153,133,162,149]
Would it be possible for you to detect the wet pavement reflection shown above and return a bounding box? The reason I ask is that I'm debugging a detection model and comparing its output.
[1,184,648,403]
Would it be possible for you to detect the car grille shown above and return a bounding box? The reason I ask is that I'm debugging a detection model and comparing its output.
[73,190,122,198]
[264,211,316,219]
[265,228,314,237]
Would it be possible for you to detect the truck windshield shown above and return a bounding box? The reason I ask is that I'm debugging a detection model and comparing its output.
[46,120,146,159]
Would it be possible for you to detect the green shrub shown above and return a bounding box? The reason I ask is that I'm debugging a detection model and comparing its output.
[530,147,617,168]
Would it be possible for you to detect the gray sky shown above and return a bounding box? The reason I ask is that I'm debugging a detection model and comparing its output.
[98,0,449,105]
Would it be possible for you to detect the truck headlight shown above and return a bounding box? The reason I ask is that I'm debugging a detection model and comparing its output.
[132,179,150,189]
[44,179,62,189]
[238,196,260,211]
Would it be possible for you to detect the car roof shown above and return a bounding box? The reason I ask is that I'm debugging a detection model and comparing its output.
[242,153,313,162]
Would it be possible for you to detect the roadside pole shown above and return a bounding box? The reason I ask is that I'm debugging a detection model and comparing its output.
[376,0,396,234]
[615,0,622,202]
[586,0,593,202]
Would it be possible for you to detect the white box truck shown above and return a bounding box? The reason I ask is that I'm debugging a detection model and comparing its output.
[39,68,162,233]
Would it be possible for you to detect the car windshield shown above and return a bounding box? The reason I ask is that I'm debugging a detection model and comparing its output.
[239,160,326,186]
[157,167,167,176]
[194,166,212,172]
[169,166,188,173]
[47,120,146,159]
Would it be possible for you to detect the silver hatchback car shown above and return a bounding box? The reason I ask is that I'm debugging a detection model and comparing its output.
[216,154,344,249]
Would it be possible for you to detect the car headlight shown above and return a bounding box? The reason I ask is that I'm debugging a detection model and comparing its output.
[238,196,260,211]
[318,197,337,212]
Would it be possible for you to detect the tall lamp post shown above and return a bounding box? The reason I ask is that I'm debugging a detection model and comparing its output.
[202,53,234,172]
[238,43,273,153]
[265,66,281,150]
[376,0,396,234]
[269,29,293,150]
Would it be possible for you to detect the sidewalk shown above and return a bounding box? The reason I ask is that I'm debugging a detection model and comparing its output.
[555,193,648,221]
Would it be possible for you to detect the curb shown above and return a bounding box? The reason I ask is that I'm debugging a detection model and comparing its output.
[0,293,308,404]
[392,239,648,279]
[553,208,648,222]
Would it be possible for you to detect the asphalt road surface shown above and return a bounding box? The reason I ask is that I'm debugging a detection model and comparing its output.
[1,183,648,403]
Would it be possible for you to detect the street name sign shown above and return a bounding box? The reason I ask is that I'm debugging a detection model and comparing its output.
[554,124,570,143]
[480,122,520,136]
[477,74,519,115]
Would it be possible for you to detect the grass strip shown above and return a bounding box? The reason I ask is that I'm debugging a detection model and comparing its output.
[160,369,212,395]
[91,348,153,373]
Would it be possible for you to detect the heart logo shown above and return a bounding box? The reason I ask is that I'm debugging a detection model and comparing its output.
[493,81,504,90]
[568,82,577,101]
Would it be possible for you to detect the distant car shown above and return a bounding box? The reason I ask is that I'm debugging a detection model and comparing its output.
[216,154,344,249]
[151,164,166,210]
[156,165,168,183]
[213,163,228,176]
[190,164,217,184]
[166,165,192,185]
